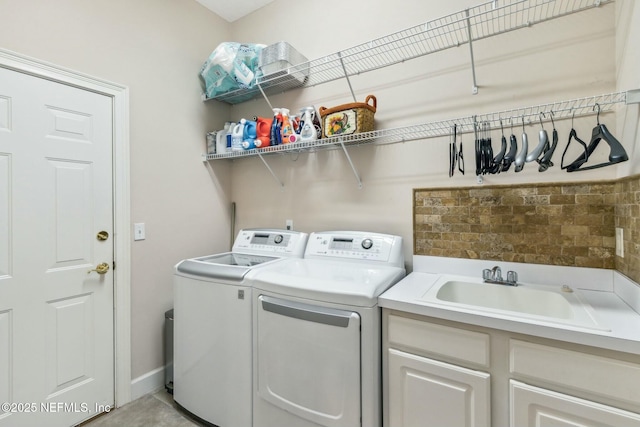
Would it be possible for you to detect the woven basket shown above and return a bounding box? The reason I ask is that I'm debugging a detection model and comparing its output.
[319,95,376,138]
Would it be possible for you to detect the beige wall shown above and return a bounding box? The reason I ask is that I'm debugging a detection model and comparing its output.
[0,0,232,379]
[226,0,632,269]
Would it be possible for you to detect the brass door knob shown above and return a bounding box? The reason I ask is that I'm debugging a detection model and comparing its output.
[88,262,110,275]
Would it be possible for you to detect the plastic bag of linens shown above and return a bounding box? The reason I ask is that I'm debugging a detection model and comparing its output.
[200,42,266,99]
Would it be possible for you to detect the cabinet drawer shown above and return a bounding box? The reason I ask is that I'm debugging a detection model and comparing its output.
[510,380,640,426]
[510,340,640,405]
[388,314,490,368]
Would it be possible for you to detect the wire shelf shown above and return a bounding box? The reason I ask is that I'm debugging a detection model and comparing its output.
[204,0,614,104]
[204,90,634,161]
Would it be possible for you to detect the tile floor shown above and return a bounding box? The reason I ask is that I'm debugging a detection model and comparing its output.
[81,389,202,427]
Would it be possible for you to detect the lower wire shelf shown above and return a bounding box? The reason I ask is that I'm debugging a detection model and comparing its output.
[202,90,638,187]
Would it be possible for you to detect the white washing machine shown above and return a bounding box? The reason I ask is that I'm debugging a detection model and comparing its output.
[173,229,308,427]
[249,231,405,427]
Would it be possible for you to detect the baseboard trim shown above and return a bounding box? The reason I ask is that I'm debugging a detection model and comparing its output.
[131,366,165,401]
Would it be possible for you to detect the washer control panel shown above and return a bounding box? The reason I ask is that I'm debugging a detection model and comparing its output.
[305,231,404,267]
[232,229,308,257]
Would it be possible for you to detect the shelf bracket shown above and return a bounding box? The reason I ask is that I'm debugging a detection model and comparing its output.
[256,151,284,190]
[257,83,274,111]
[465,9,479,95]
[338,139,363,189]
[338,52,357,102]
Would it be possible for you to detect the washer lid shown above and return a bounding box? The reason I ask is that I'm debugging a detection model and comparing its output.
[176,252,281,281]
[250,258,406,307]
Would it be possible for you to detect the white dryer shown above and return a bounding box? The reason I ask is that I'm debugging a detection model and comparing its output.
[249,231,405,427]
[173,229,308,427]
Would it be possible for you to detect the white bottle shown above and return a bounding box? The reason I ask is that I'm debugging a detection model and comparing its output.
[216,122,231,154]
[298,109,318,142]
[231,121,245,151]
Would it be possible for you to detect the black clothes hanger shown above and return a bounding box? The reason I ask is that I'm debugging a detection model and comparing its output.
[457,126,465,175]
[561,110,588,170]
[563,104,628,172]
[490,119,507,174]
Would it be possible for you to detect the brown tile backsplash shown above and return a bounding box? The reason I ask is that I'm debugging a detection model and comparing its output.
[414,178,640,280]
[615,175,640,283]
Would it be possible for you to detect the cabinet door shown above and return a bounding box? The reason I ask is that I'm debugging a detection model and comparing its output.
[510,380,640,427]
[388,348,490,427]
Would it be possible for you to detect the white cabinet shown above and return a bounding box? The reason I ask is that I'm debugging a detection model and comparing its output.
[387,348,490,427]
[510,380,640,427]
[383,310,640,427]
[385,314,491,427]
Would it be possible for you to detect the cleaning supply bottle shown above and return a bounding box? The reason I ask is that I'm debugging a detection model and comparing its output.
[231,121,245,151]
[226,122,235,150]
[298,108,318,142]
[270,108,282,145]
[280,108,295,144]
[241,118,257,149]
[255,116,273,148]
[216,122,231,154]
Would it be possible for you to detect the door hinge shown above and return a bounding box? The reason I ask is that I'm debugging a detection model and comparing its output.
[112,261,116,271]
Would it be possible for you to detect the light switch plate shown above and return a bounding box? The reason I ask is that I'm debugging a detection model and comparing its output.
[615,227,624,257]
[134,223,146,241]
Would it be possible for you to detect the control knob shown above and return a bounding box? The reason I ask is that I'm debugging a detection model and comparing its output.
[361,238,373,250]
[273,234,284,244]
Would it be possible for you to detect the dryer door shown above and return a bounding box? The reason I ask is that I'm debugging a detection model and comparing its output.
[256,295,361,427]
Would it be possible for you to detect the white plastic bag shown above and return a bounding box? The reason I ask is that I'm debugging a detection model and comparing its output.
[200,42,265,99]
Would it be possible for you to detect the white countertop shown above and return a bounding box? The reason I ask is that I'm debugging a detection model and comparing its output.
[379,257,640,355]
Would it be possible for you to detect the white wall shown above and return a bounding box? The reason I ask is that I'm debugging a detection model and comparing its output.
[227,0,629,268]
[616,0,640,177]
[0,0,232,379]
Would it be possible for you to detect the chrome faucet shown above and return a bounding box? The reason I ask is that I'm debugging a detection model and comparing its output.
[483,266,518,286]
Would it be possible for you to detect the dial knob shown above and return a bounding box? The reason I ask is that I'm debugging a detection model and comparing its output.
[361,238,373,250]
[273,234,284,244]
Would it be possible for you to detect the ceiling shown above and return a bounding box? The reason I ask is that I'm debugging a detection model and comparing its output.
[194,0,274,22]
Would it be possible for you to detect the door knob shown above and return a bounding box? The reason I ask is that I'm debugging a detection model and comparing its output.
[88,262,110,275]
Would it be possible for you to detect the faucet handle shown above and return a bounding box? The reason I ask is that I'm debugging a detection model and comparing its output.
[482,269,492,281]
[506,270,518,284]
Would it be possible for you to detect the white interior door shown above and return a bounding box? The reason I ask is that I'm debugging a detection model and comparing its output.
[0,66,114,427]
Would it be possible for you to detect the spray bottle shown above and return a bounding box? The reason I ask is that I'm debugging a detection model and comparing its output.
[280,108,296,144]
[270,108,282,145]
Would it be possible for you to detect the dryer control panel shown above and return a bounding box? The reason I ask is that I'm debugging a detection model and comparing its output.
[305,231,404,267]
[232,229,308,257]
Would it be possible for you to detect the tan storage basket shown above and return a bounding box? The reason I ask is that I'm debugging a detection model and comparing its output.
[319,95,376,138]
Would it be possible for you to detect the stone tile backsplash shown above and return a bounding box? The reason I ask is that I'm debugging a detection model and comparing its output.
[615,176,640,283]
[414,177,640,283]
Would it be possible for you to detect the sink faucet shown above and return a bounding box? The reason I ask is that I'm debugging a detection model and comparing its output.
[483,266,518,286]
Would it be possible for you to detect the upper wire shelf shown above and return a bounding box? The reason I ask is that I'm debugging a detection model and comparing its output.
[204,0,614,104]
[204,90,636,161]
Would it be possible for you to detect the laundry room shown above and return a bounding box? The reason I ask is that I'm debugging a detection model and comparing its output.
[1,0,639,426]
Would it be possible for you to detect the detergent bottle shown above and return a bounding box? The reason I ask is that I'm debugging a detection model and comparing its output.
[216,122,231,154]
[280,108,296,144]
[230,121,245,151]
[255,116,273,148]
[298,108,318,142]
[241,119,257,149]
[270,108,282,145]
[226,122,235,150]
